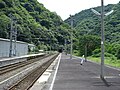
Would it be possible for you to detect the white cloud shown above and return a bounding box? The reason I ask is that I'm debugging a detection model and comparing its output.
[37,0,120,20]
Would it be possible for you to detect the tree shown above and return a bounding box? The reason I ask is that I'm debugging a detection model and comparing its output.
[78,35,101,56]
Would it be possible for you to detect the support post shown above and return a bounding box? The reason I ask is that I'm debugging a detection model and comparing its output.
[9,14,13,57]
[85,44,87,62]
[100,0,105,79]
[70,15,73,60]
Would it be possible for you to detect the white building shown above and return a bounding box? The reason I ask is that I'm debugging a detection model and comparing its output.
[0,38,34,57]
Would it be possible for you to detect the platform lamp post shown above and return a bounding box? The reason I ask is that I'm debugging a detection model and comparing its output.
[100,0,105,79]
[70,15,73,60]
[91,0,113,80]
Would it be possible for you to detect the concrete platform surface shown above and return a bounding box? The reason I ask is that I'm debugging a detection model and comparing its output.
[52,54,120,90]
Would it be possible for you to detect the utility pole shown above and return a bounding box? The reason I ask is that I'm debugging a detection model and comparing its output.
[85,43,87,62]
[70,15,73,60]
[13,21,17,56]
[9,14,17,57]
[47,29,52,53]
[49,31,52,53]
[9,14,13,57]
[84,30,90,62]
[64,39,67,55]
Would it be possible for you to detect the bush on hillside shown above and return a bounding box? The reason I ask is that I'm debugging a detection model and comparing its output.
[92,48,101,55]
[117,48,120,59]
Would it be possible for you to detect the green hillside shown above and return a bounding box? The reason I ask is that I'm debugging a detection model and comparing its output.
[65,3,120,62]
[65,4,119,43]
[0,0,120,61]
[0,0,71,51]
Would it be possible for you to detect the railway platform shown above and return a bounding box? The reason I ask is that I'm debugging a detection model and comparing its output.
[32,53,120,90]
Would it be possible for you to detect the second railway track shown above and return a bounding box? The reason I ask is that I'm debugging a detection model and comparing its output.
[8,54,59,90]
[0,54,50,75]
[0,53,59,90]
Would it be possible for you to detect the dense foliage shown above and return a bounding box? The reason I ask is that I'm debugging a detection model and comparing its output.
[0,0,120,60]
[65,3,120,59]
[0,0,71,51]
[65,4,116,43]
[78,35,101,56]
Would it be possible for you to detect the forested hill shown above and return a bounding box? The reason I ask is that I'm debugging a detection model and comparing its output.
[65,3,120,43]
[0,0,70,48]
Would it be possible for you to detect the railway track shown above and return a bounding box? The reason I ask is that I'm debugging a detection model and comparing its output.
[0,54,50,75]
[0,53,59,90]
[8,54,58,90]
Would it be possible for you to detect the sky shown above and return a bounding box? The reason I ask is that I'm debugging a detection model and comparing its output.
[37,0,120,20]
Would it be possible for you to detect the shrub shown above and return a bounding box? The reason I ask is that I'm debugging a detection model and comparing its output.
[117,48,120,59]
[73,50,79,56]
[0,1,6,8]
[104,52,113,57]
[33,46,39,53]
[92,48,101,55]
[92,52,116,61]
[92,53,100,57]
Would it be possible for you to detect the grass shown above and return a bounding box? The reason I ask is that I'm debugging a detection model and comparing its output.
[87,56,120,68]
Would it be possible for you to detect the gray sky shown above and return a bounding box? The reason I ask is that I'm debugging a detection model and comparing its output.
[37,0,120,20]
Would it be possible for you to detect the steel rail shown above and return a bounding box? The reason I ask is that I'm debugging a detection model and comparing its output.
[8,54,58,90]
[0,54,50,75]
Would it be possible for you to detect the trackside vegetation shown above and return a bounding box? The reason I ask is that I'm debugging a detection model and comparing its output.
[66,3,120,68]
[0,0,120,67]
